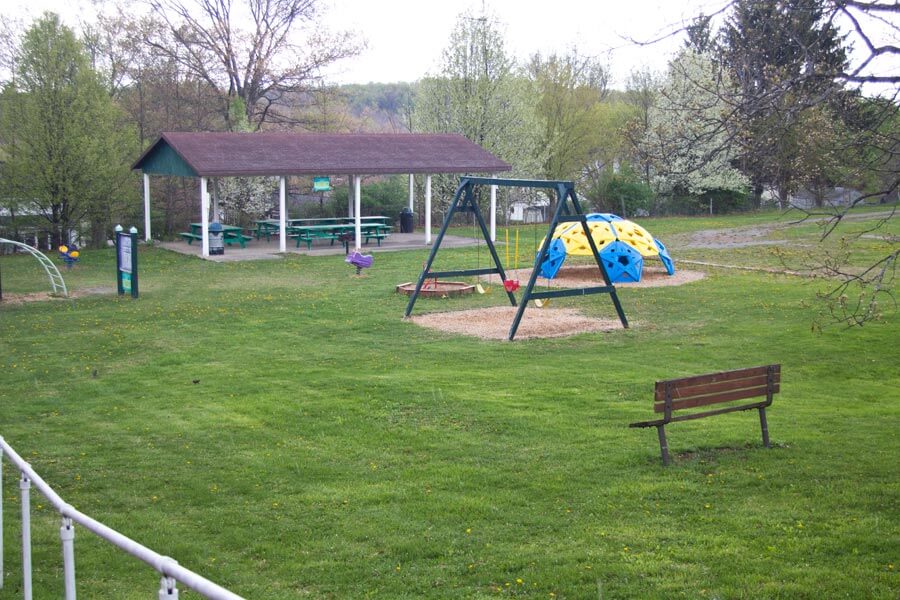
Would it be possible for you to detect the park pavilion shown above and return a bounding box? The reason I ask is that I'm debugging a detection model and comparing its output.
[132,132,511,257]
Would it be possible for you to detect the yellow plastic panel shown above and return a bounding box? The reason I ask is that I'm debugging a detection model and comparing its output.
[610,220,659,256]
[558,221,616,255]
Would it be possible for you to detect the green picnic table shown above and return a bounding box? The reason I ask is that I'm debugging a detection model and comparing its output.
[287,223,392,249]
[180,223,253,248]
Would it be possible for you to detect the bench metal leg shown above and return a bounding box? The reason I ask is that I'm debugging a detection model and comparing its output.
[759,407,770,448]
[656,425,670,466]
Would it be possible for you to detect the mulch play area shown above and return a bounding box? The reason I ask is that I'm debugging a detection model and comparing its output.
[407,267,705,340]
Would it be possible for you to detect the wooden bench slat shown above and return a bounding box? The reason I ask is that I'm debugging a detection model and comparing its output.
[654,365,779,392]
[655,382,780,412]
[655,371,779,402]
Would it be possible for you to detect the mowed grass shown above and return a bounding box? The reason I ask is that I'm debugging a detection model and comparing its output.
[0,211,897,599]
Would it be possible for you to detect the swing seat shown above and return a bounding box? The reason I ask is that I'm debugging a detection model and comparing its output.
[503,279,520,292]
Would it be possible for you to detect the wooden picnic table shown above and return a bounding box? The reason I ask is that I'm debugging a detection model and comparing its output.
[289,216,390,226]
[180,223,253,248]
[253,219,281,241]
[287,223,392,249]
[253,217,392,247]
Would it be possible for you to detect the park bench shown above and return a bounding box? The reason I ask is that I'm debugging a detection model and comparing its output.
[630,364,780,465]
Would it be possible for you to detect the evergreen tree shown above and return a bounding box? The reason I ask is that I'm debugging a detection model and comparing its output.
[719,0,848,206]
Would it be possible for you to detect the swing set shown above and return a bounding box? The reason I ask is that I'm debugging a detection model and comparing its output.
[404,177,628,340]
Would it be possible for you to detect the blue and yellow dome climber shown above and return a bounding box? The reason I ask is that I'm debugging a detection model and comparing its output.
[539,214,674,283]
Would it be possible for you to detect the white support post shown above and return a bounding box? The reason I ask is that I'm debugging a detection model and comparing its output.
[353,175,362,251]
[408,174,414,211]
[0,446,4,591]
[425,175,432,245]
[278,177,287,253]
[0,446,3,590]
[143,174,151,242]
[200,177,210,257]
[348,175,354,218]
[490,177,497,242]
[61,517,76,600]
[20,474,32,600]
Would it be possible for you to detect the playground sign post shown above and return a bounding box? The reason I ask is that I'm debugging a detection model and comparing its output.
[115,225,139,298]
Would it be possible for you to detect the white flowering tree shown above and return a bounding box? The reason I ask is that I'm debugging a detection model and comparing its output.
[640,50,748,206]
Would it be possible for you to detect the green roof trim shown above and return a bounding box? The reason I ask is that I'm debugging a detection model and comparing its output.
[135,142,197,177]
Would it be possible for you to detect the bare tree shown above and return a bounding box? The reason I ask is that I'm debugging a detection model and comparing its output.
[146,0,360,129]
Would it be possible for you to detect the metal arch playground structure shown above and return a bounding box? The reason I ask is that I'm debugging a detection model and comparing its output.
[404,177,628,340]
[0,238,68,298]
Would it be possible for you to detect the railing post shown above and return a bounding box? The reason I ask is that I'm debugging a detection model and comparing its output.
[61,516,76,599]
[0,446,4,590]
[159,574,179,599]
[20,473,32,600]
[0,445,4,589]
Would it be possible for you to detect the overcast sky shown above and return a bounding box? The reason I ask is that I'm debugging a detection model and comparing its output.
[319,0,730,86]
[1,0,728,87]
[2,0,895,91]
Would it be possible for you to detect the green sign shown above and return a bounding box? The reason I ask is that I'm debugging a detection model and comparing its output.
[122,272,132,293]
[313,177,331,192]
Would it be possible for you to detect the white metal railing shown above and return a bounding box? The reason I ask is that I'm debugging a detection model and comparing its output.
[0,436,245,599]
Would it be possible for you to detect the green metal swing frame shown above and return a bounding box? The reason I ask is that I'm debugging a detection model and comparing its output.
[403,176,628,340]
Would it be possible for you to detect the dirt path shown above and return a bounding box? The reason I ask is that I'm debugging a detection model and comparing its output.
[670,209,896,250]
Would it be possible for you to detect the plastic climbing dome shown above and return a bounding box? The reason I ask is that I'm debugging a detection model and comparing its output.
[539,213,674,283]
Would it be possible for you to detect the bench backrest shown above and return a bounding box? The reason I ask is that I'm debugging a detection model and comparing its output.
[655,364,780,418]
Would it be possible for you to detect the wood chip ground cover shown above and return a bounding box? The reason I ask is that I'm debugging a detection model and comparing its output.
[408,268,704,339]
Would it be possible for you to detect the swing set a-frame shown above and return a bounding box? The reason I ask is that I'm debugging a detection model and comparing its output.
[404,176,629,340]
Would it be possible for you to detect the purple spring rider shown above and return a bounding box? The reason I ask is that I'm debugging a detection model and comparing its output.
[346,251,373,275]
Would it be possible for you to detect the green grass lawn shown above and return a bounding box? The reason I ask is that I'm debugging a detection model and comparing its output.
[1,211,897,599]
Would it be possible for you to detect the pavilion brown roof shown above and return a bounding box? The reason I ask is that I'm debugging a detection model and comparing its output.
[132,132,512,177]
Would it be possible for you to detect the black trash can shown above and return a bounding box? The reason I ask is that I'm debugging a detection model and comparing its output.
[400,207,415,233]
[209,222,225,255]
